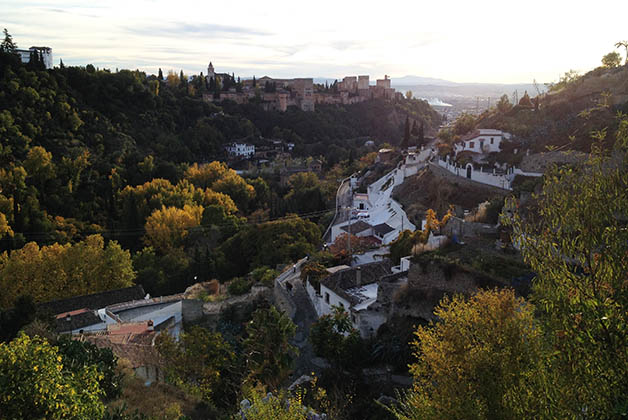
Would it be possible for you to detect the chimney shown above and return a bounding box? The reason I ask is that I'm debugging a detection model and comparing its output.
[356,267,362,286]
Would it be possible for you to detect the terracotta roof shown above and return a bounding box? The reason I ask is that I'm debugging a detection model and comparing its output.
[320,261,392,306]
[340,220,372,234]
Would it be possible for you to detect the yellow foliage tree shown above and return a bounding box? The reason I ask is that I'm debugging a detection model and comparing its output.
[0,235,135,308]
[391,289,547,420]
[0,333,105,419]
[144,204,203,254]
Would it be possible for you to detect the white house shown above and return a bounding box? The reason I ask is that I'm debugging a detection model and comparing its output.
[454,129,511,156]
[225,142,255,158]
[305,261,391,338]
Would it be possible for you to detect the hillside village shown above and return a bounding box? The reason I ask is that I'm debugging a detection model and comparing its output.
[1,26,628,420]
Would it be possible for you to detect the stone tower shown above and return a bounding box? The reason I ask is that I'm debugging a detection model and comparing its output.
[207,61,215,79]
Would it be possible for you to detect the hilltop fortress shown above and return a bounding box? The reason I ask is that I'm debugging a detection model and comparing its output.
[202,61,401,112]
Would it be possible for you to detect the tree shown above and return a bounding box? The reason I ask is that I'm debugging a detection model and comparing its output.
[405,90,413,100]
[0,235,135,308]
[615,40,628,65]
[0,28,17,54]
[156,326,238,407]
[391,289,547,420]
[402,116,410,149]
[237,389,310,420]
[496,94,512,114]
[243,306,298,388]
[309,306,364,371]
[601,51,621,68]
[505,118,628,418]
[144,204,203,254]
[418,121,425,147]
[453,112,475,135]
[158,68,163,80]
[216,217,320,279]
[56,336,122,401]
[0,333,105,419]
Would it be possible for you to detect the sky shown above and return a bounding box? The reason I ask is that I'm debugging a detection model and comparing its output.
[2,0,627,84]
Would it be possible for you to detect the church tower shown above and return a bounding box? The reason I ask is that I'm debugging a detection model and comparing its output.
[207,61,215,79]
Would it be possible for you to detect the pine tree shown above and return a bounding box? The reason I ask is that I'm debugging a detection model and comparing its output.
[1,28,17,54]
[252,75,256,87]
[158,68,163,80]
[59,59,64,69]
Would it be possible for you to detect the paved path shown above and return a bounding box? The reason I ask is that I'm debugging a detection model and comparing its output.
[275,258,320,380]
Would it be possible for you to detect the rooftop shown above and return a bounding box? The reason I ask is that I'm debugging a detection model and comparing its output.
[373,223,395,235]
[340,220,372,234]
[320,261,391,306]
[39,285,146,317]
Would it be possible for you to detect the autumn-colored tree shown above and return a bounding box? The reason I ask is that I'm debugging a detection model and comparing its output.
[119,178,237,227]
[388,208,452,262]
[391,289,547,420]
[0,235,135,308]
[185,161,255,211]
[184,161,231,189]
[504,118,628,418]
[144,204,203,254]
[236,389,310,420]
[329,232,372,257]
[0,333,105,419]
[244,306,298,389]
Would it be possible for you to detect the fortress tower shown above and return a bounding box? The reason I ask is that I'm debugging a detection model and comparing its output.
[207,61,215,78]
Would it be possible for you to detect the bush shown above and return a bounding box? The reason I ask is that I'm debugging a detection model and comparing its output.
[227,277,253,296]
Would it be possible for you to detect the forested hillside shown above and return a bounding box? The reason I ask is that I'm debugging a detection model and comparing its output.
[0,49,441,303]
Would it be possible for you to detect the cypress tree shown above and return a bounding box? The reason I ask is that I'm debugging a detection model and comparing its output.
[402,116,410,149]
[158,68,163,80]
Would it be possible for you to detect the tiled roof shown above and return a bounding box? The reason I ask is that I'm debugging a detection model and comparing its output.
[340,220,372,234]
[39,285,146,317]
[320,261,392,306]
[373,223,395,235]
[80,332,160,369]
[55,311,103,333]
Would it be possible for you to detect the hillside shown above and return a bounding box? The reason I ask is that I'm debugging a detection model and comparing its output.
[475,64,628,153]
[392,166,507,224]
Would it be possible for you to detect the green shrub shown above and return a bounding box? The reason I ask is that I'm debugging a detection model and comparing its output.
[227,277,253,296]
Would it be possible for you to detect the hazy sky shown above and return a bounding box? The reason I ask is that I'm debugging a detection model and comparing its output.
[3,0,627,84]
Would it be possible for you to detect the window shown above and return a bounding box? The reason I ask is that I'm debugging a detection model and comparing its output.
[324,292,330,304]
[338,302,344,309]
[351,314,356,323]
[490,138,494,144]
[469,142,474,148]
